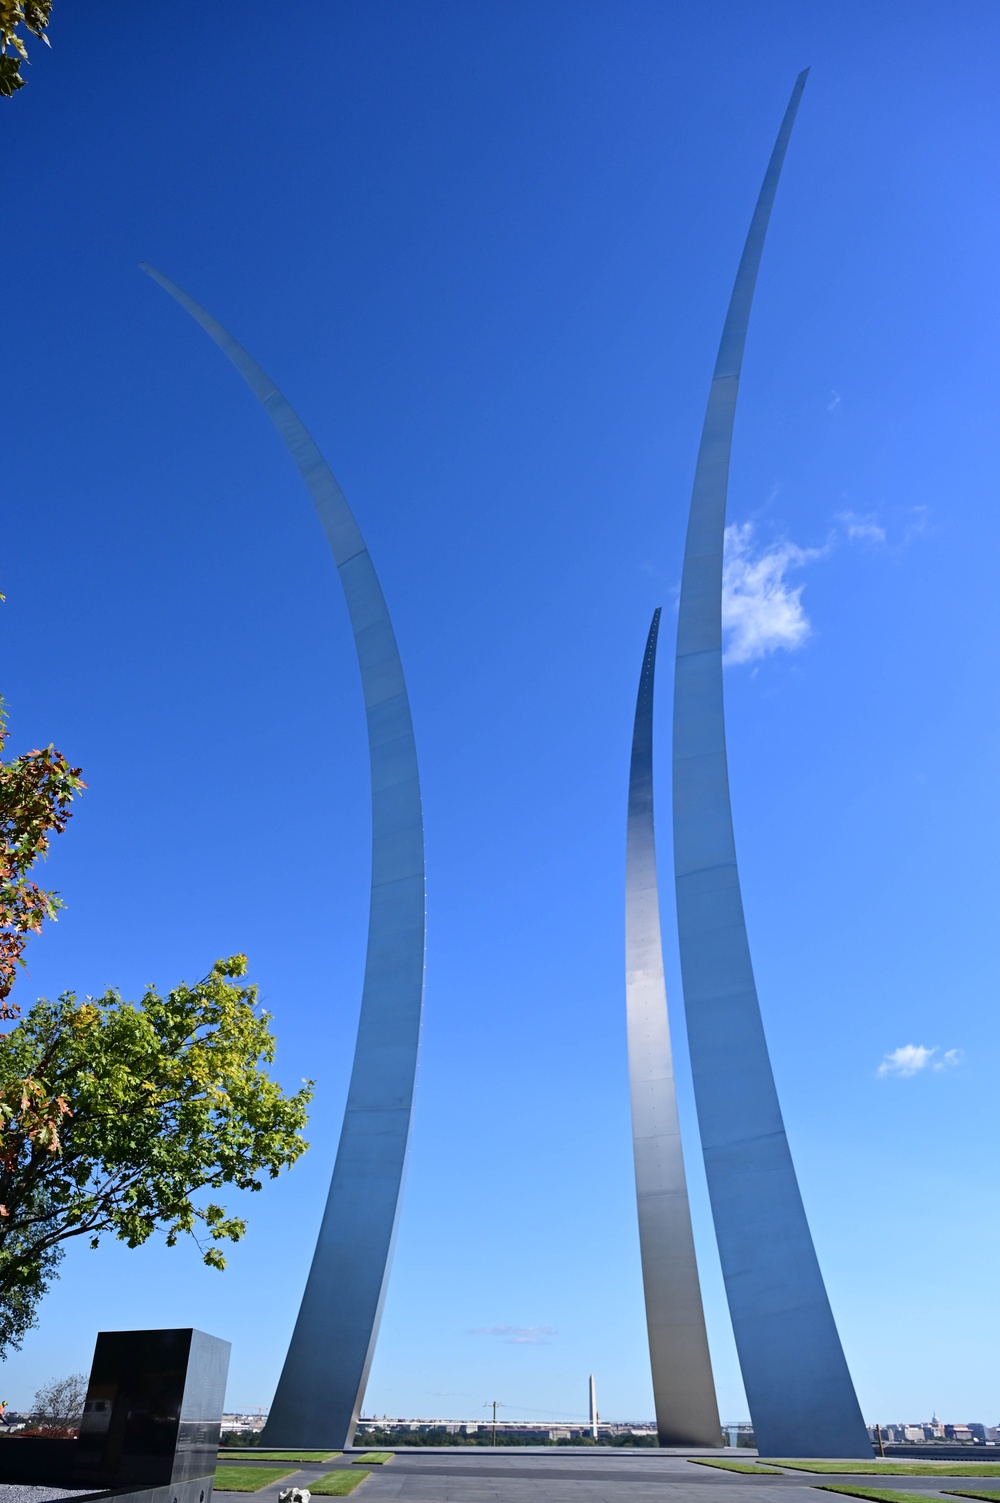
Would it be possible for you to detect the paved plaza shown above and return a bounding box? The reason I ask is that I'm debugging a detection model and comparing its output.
[216,1450,1000,1503]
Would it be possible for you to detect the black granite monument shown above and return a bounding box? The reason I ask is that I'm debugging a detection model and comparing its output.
[75,1328,230,1493]
[0,1327,230,1503]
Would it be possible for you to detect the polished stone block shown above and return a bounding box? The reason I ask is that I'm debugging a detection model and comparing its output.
[74,1328,230,1488]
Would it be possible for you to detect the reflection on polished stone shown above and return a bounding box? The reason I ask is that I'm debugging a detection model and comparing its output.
[75,1328,230,1489]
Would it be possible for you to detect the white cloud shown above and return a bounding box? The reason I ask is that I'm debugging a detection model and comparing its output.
[827,391,841,412]
[722,521,824,665]
[876,1044,963,1079]
[468,1325,556,1345]
[877,1044,935,1077]
[836,509,886,546]
[721,500,923,667]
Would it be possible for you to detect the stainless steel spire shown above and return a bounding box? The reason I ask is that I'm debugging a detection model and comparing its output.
[670,75,870,1458]
[626,608,720,1447]
[143,265,425,1448]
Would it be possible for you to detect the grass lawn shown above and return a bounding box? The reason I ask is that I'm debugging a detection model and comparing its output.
[353,1453,392,1464]
[945,1491,1000,1500]
[771,1464,1000,1477]
[689,1459,786,1474]
[214,1466,296,1492]
[814,1488,943,1503]
[219,1453,342,1463]
[310,1470,370,1495]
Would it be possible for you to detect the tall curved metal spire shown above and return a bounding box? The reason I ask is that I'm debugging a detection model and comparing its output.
[142,265,425,1448]
[626,608,720,1447]
[670,76,870,1458]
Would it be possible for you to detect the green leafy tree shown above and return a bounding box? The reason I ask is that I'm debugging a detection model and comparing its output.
[0,676,84,1351]
[0,1182,64,1357]
[0,957,313,1356]
[0,622,311,1356]
[0,1,51,97]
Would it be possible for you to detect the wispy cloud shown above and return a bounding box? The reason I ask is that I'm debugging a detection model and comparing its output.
[722,521,825,665]
[827,390,841,412]
[722,503,926,667]
[468,1325,556,1345]
[836,509,886,546]
[903,505,930,543]
[876,1044,963,1079]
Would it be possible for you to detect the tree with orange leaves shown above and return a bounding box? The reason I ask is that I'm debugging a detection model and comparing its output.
[0,693,85,1021]
[0,651,310,1357]
[0,681,84,1353]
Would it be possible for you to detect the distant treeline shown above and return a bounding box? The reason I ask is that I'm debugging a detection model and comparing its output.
[221,1427,661,1450]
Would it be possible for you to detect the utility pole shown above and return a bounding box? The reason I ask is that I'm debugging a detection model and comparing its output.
[589,1376,598,1441]
[874,1423,885,1458]
[484,1400,504,1446]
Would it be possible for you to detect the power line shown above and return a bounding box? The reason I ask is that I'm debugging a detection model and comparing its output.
[484,1399,506,1446]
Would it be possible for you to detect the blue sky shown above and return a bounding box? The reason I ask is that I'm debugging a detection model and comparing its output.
[3,1,999,1427]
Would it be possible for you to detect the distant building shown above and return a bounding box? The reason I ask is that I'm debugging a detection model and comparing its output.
[866,1415,997,1449]
[220,1413,266,1436]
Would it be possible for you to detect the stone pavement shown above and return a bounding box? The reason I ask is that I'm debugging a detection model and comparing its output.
[214,1449,1000,1503]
